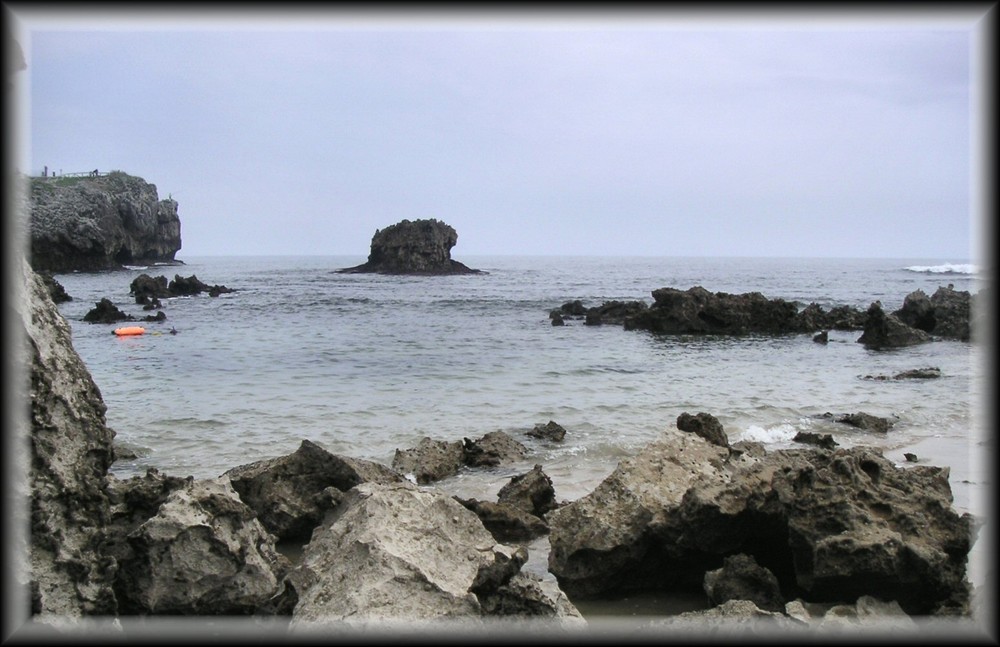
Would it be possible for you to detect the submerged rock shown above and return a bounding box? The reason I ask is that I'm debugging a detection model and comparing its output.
[338,219,481,275]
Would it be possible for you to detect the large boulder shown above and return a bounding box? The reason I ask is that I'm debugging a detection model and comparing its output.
[19,256,119,618]
[337,219,481,275]
[676,411,729,448]
[82,297,133,324]
[496,464,557,517]
[547,429,975,616]
[392,437,466,484]
[113,477,289,615]
[857,301,931,349]
[893,286,973,341]
[29,171,182,272]
[224,439,405,542]
[703,553,785,613]
[288,482,582,631]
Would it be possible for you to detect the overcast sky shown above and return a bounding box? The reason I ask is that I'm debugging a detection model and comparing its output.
[9,7,989,261]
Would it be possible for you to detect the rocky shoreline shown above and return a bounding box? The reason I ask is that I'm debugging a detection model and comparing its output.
[14,255,992,641]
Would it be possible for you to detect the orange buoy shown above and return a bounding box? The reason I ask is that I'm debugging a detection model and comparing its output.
[113,326,146,337]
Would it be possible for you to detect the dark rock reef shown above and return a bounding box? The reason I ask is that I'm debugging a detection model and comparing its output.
[546,426,975,617]
[29,171,182,273]
[338,219,481,275]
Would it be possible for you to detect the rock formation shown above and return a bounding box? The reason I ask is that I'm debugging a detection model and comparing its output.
[893,286,973,341]
[857,301,932,349]
[546,428,975,616]
[224,439,405,542]
[18,256,119,619]
[287,482,583,631]
[338,219,481,275]
[29,171,182,272]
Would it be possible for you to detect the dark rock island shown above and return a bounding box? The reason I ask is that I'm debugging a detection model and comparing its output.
[338,219,481,275]
[28,171,182,273]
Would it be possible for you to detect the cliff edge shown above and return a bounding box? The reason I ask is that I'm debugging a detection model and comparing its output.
[29,171,182,272]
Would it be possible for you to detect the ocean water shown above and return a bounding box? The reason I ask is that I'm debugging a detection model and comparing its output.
[49,255,991,593]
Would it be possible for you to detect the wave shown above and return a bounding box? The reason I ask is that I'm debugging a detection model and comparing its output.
[903,263,978,275]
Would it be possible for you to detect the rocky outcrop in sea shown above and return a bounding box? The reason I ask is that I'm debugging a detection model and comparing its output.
[338,219,482,275]
[29,171,182,272]
[552,284,978,349]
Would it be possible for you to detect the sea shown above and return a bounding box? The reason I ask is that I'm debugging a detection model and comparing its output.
[48,254,991,611]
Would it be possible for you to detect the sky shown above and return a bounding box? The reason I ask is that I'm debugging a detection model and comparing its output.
[7,6,992,261]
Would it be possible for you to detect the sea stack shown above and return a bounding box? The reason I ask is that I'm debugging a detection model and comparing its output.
[338,218,481,275]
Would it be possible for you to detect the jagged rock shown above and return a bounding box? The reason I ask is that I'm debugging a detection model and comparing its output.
[812,330,828,344]
[476,572,585,623]
[168,274,233,297]
[113,477,289,615]
[527,421,566,442]
[894,286,972,341]
[622,286,804,335]
[796,303,867,332]
[582,300,649,326]
[141,310,167,323]
[82,297,133,324]
[857,301,931,349]
[392,437,465,484]
[456,498,549,543]
[20,256,118,617]
[704,553,784,612]
[29,171,182,272]
[224,439,405,542]
[463,431,529,468]
[497,464,557,517]
[834,412,894,434]
[129,272,233,303]
[547,429,974,615]
[792,432,838,450]
[288,482,581,629]
[642,599,801,635]
[129,273,171,304]
[39,272,72,303]
[337,219,481,275]
[676,411,729,448]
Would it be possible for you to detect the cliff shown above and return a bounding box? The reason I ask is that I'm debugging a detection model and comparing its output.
[28,171,182,272]
[15,255,119,619]
[338,218,481,275]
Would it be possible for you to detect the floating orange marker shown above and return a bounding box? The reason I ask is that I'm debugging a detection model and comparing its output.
[113,326,146,337]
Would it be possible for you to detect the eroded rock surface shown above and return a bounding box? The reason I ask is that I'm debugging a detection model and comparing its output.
[547,429,974,616]
[225,439,404,542]
[338,219,481,275]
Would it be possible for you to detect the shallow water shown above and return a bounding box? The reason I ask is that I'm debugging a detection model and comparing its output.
[50,255,991,595]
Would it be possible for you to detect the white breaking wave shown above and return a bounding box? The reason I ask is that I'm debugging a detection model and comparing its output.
[738,423,798,444]
[903,263,977,275]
